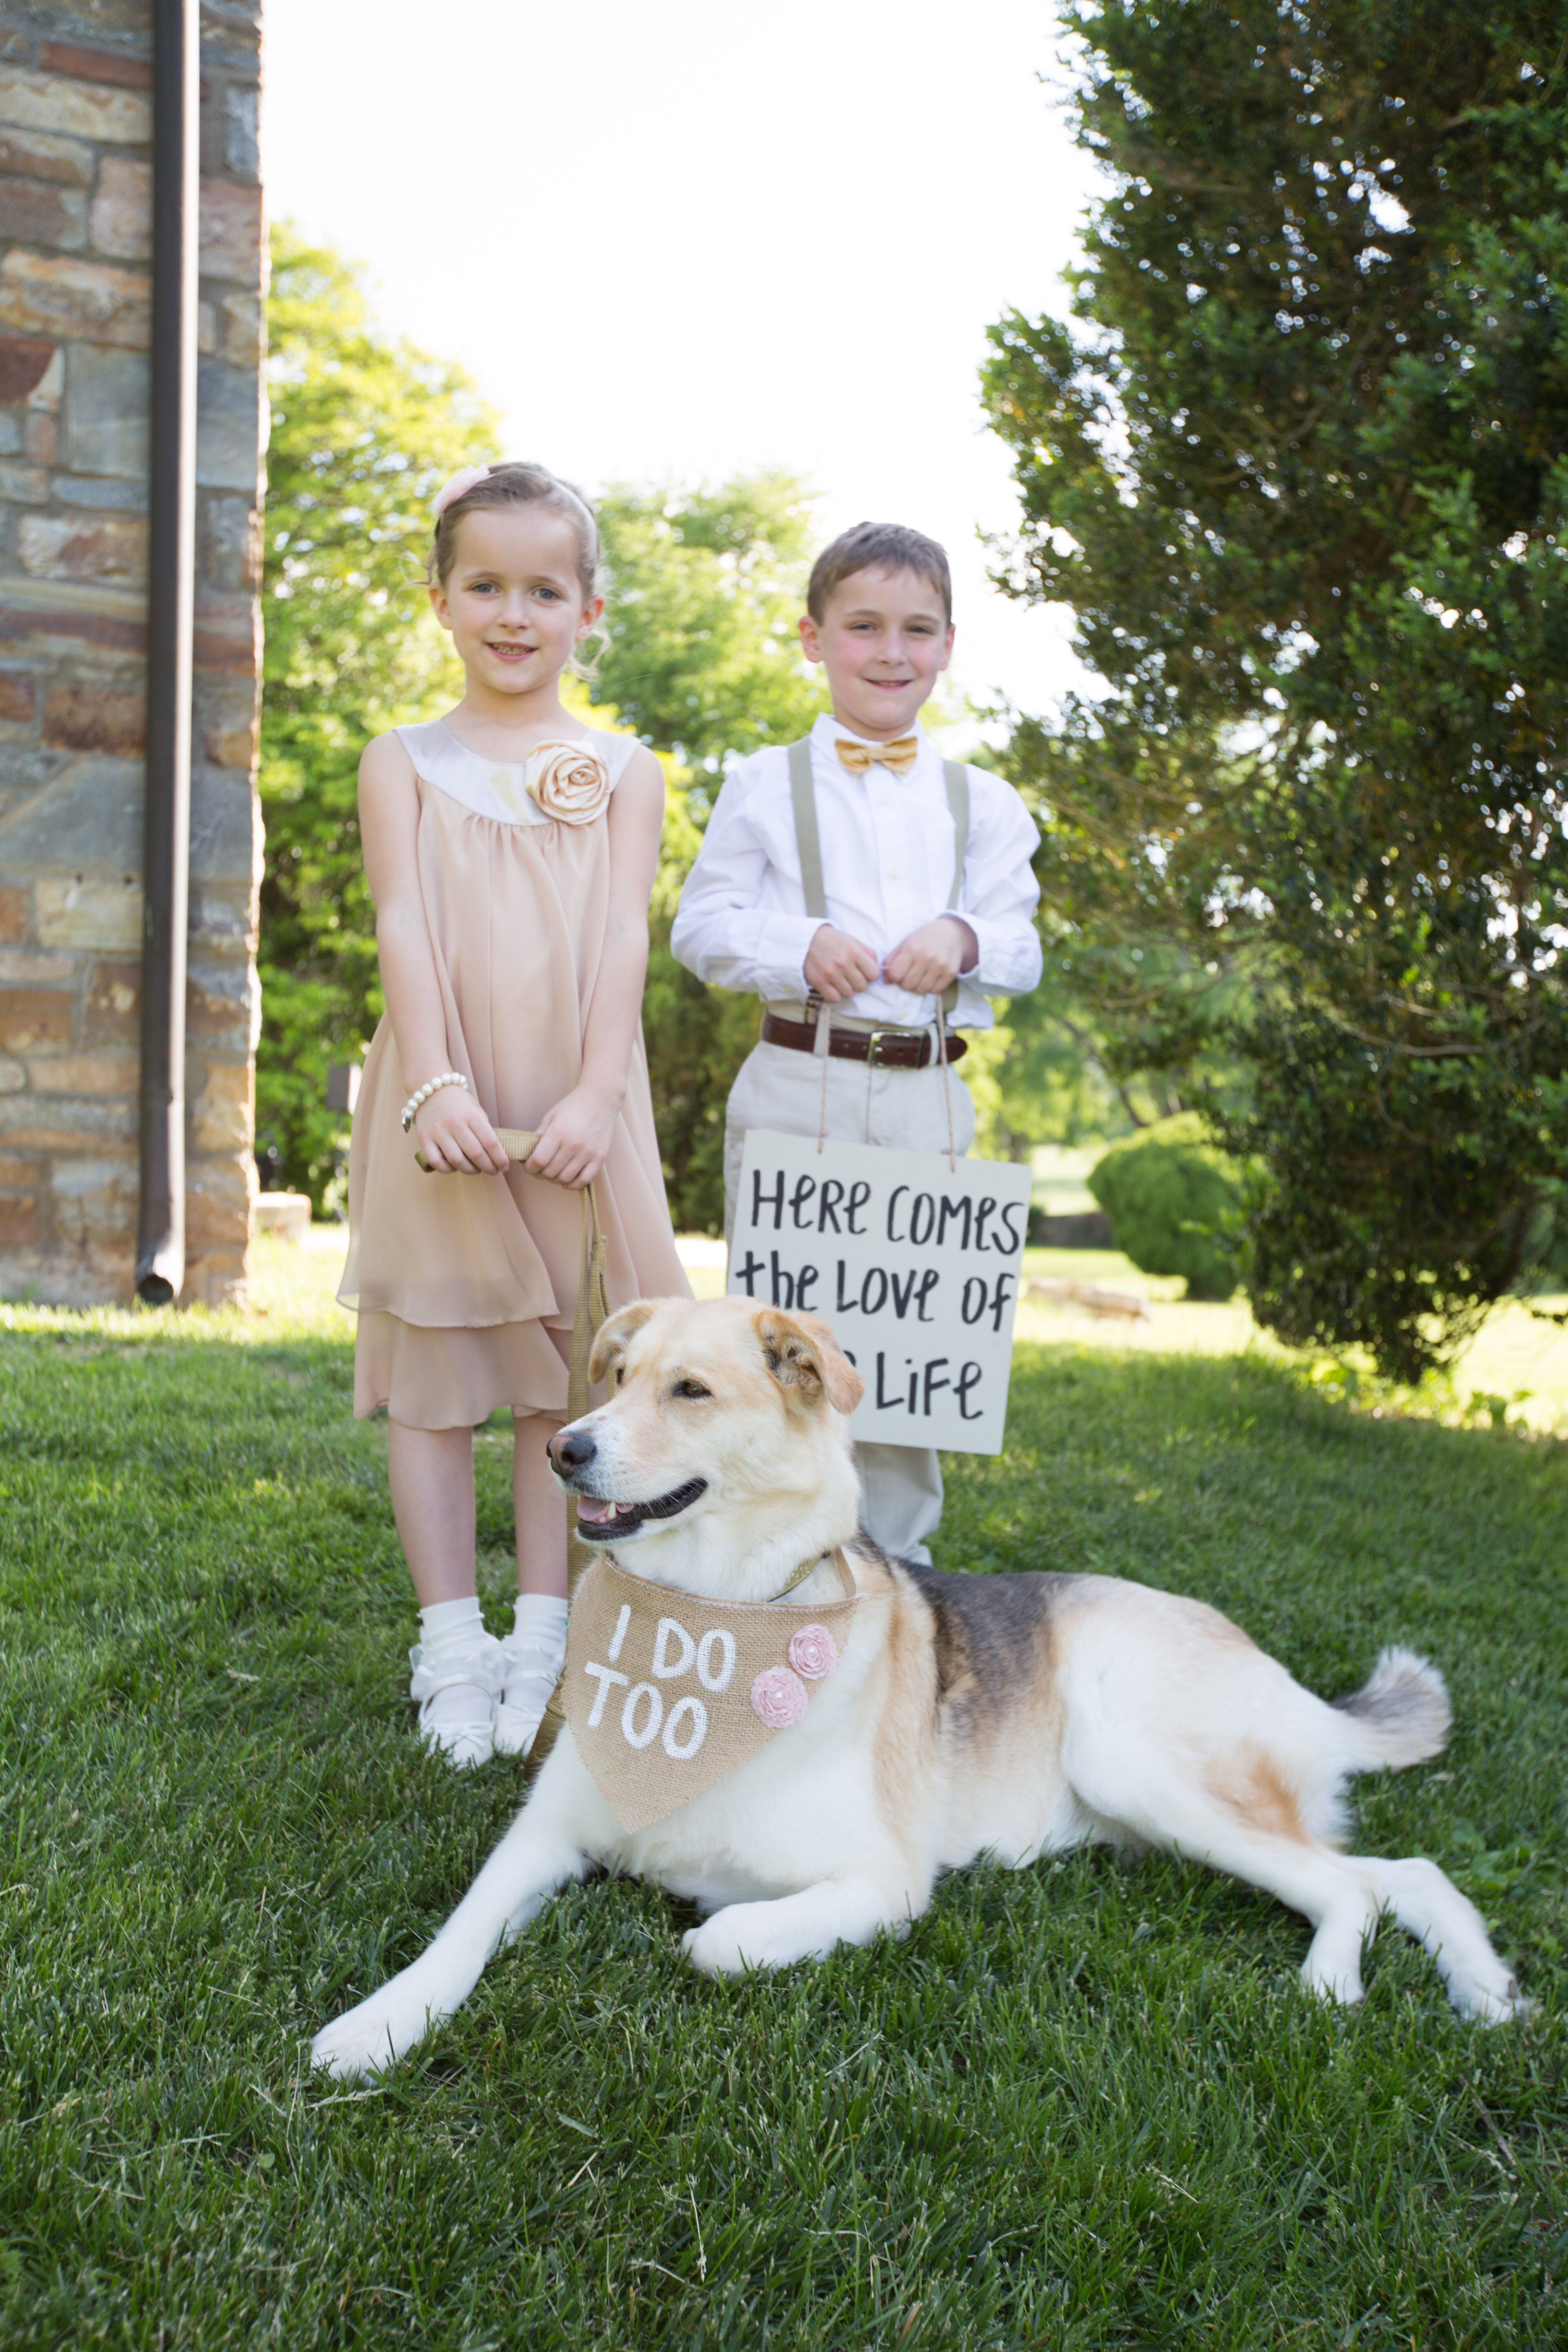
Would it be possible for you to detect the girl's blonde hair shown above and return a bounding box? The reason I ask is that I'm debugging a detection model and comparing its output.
[429,460,607,675]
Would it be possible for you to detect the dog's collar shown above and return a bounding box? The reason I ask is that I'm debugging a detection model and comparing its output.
[769,1549,836,1602]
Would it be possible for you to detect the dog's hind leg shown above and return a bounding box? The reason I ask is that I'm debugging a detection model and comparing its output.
[1065,1737,1387,2003]
[311,1808,589,2081]
[1358,1854,1526,2022]
[682,1878,907,1977]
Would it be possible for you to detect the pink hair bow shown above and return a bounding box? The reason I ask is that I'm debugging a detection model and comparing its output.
[432,464,491,519]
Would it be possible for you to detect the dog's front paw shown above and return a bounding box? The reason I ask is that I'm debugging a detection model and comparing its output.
[310,1985,431,2081]
[1452,1972,1533,2027]
[682,1913,762,1978]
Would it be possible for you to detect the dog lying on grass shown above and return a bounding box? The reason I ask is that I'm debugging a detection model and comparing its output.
[312,1297,1524,2080]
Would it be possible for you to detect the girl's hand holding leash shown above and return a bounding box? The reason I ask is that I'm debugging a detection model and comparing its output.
[413,1086,509,1175]
[882,915,978,998]
[526,1086,618,1189]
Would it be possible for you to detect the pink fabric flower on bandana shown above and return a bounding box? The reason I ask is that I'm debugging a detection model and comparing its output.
[750,1666,808,1728]
[432,464,491,518]
[787,1624,838,1681]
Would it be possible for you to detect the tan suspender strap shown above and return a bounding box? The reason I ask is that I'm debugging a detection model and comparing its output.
[788,737,971,1013]
[941,759,970,1013]
[789,742,970,909]
[942,760,969,910]
[787,737,828,920]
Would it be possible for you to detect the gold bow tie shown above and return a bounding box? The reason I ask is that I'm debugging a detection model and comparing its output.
[835,735,918,777]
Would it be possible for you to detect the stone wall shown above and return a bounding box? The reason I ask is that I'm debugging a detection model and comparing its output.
[0,0,264,1305]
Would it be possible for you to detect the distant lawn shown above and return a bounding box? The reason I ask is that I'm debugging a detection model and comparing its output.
[0,1239,1564,2348]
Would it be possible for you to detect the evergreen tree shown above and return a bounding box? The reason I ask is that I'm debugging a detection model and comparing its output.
[985,0,1568,1377]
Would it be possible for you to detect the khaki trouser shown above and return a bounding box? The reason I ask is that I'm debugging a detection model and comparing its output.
[722,1035,977,1566]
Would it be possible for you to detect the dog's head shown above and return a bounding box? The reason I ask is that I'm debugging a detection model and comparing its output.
[546,1296,864,1600]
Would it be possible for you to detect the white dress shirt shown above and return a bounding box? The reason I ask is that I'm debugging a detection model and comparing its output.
[670,713,1042,1030]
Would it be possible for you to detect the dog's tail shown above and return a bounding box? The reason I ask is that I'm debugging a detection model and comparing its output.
[1332,1645,1451,1770]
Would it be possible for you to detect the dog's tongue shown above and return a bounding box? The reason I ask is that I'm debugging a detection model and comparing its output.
[576,1497,619,1525]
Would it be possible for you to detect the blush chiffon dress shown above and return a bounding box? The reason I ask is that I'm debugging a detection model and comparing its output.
[339,718,691,1428]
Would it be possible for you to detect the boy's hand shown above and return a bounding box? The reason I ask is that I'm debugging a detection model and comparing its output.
[803,924,880,1005]
[882,916,979,999]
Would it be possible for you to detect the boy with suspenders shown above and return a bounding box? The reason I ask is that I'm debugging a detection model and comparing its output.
[671,522,1043,1564]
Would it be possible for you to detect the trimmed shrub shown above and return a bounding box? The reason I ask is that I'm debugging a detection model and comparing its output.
[1088,1114,1243,1301]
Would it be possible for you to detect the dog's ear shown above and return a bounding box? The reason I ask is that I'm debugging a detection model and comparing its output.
[589,1299,660,1388]
[753,1309,864,1415]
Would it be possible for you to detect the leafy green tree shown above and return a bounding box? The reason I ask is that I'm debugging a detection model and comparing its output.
[984,0,1568,1377]
[257,225,499,1203]
[591,478,827,1230]
[258,265,824,1225]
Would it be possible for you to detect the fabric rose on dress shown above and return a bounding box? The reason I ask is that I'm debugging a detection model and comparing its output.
[750,1666,808,1728]
[787,1624,838,1680]
[526,741,612,826]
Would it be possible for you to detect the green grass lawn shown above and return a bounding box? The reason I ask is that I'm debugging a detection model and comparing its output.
[1,1238,1565,2349]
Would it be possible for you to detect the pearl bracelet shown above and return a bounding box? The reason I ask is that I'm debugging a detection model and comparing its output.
[400,1071,469,1134]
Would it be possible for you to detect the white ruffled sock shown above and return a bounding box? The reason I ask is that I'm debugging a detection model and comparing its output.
[420,1595,484,1644]
[412,1596,498,1760]
[494,1592,568,1756]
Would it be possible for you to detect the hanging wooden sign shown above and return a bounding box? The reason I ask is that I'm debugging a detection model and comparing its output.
[728,1129,1032,1457]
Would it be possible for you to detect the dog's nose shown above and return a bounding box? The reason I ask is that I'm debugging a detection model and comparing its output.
[550,1425,597,1474]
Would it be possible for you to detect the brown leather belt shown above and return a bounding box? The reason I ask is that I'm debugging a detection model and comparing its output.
[761,1012,966,1068]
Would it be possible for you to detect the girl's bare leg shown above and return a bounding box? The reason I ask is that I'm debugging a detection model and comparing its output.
[513,1412,568,1599]
[386,1422,476,1604]
[493,1411,569,1755]
[386,1421,498,1766]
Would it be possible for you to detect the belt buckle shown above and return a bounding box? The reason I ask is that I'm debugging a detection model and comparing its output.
[865,1028,915,1068]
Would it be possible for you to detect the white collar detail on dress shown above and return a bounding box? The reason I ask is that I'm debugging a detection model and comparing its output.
[395,717,638,826]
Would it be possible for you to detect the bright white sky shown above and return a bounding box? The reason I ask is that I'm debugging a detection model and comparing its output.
[263,0,1104,726]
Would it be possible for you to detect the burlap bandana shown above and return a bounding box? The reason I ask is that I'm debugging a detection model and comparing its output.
[563,1550,860,1833]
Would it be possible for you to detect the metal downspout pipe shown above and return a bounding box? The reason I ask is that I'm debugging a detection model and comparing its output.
[135,0,199,1304]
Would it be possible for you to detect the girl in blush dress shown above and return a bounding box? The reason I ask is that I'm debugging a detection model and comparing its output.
[341,461,689,1768]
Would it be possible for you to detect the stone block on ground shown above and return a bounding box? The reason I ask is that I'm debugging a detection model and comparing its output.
[255,1190,310,1242]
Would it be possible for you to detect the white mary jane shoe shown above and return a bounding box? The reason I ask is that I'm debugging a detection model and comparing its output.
[492,1625,566,1760]
[408,1630,504,1771]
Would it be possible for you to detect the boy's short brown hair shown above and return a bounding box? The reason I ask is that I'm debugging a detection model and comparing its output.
[806,521,952,624]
